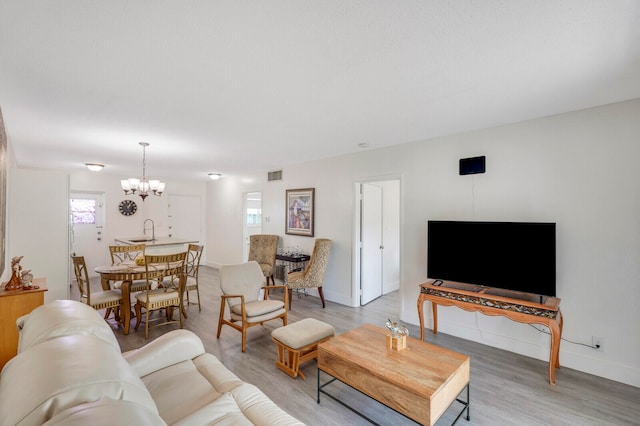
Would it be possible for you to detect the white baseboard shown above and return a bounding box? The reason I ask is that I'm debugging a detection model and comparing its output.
[404,307,640,388]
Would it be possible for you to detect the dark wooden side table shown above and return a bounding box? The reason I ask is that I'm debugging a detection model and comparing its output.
[275,254,310,283]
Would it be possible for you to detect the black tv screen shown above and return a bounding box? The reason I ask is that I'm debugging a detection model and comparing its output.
[427,221,556,297]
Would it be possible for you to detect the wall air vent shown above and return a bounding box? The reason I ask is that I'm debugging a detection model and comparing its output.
[268,170,283,181]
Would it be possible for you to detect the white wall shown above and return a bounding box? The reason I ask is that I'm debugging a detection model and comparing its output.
[69,171,207,267]
[7,169,69,302]
[206,99,640,387]
[2,168,207,300]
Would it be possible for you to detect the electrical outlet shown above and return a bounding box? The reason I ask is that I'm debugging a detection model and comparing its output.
[592,336,603,351]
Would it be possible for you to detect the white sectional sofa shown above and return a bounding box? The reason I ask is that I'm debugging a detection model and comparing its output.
[0,300,303,426]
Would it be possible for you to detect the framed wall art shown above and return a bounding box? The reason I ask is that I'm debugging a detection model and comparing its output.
[285,188,314,237]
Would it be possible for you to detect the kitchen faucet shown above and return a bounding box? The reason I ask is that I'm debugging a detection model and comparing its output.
[143,219,155,241]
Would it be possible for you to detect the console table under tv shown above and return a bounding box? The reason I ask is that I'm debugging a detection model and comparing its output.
[417,280,563,385]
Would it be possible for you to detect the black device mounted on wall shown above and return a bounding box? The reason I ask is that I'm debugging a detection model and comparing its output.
[459,156,486,175]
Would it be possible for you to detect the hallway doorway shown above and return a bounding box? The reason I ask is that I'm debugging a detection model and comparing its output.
[354,177,400,306]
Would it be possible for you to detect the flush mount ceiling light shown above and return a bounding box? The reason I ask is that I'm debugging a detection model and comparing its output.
[208,173,222,180]
[85,163,104,172]
[120,142,165,201]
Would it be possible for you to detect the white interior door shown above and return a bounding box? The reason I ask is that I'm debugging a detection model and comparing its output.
[167,195,201,241]
[361,183,383,305]
[69,192,106,277]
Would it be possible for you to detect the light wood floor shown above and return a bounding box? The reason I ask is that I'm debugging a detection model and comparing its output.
[82,266,640,425]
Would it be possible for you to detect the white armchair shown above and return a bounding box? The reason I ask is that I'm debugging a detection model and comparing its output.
[216,261,288,352]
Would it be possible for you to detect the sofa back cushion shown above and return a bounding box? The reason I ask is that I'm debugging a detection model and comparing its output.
[0,335,158,426]
[16,300,119,353]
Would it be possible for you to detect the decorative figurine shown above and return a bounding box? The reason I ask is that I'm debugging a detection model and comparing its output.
[385,318,409,337]
[21,269,34,289]
[4,256,24,291]
[385,318,409,351]
[3,256,38,291]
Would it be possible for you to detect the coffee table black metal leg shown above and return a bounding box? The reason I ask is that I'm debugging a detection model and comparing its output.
[319,367,469,425]
[452,383,470,424]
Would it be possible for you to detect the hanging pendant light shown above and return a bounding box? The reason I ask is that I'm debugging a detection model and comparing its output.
[120,142,165,201]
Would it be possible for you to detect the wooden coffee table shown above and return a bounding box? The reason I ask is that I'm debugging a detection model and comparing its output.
[317,324,470,426]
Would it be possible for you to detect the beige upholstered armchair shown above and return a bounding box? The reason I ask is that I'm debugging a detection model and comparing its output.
[247,234,279,285]
[217,261,288,352]
[286,239,331,309]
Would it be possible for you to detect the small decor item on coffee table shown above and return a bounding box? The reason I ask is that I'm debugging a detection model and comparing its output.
[385,318,409,351]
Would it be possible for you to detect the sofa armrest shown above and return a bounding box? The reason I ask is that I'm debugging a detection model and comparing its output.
[17,300,120,352]
[123,330,205,377]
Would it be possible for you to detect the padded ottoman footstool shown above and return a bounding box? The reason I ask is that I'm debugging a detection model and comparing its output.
[271,318,335,379]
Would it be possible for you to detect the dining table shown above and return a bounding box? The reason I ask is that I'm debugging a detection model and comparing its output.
[95,260,186,335]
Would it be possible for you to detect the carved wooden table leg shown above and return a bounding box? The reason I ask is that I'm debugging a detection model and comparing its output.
[432,302,438,334]
[417,296,439,341]
[556,310,563,368]
[417,296,425,341]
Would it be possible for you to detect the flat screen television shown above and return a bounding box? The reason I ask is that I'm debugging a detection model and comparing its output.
[427,221,556,297]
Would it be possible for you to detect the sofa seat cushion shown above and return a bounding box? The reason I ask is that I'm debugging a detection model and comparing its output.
[141,353,303,425]
[0,335,158,426]
[42,397,167,426]
[16,299,119,353]
[230,382,305,426]
[172,393,252,426]
[141,354,243,424]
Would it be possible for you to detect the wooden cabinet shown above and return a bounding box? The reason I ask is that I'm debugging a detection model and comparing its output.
[0,278,47,369]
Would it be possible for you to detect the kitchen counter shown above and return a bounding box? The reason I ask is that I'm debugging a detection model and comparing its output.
[115,237,199,254]
[115,237,197,246]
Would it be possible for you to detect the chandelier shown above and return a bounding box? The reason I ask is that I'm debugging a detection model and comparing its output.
[120,142,165,201]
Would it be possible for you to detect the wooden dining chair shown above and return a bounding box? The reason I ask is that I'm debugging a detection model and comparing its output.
[71,255,123,323]
[133,251,187,339]
[108,244,150,290]
[185,244,204,311]
[109,243,146,265]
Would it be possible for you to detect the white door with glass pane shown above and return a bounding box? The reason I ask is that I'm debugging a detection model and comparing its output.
[69,192,107,277]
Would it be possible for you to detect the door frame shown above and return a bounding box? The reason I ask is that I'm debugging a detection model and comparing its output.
[353,174,402,308]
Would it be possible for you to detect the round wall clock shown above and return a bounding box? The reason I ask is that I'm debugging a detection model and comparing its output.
[118,199,137,216]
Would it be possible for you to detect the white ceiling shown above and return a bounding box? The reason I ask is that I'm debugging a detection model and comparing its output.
[1,1,639,181]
